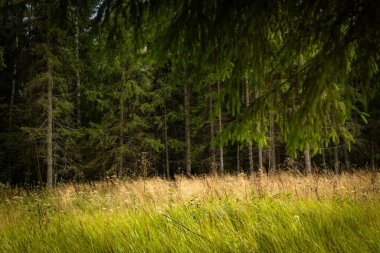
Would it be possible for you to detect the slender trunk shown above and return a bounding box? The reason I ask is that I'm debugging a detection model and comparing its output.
[343,142,349,170]
[164,106,170,179]
[254,92,264,175]
[321,142,327,169]
[119,70,126,177]
[258,147,264,174]
[269,113,276,173]
[248,145,254,173]
[209,84,216,173]
[75,8,81,127]
[47,58,53,188]
[27,2,32,46]
[245,75,254,174]
[217,82,224,173]
[9,35,18,129]
[304,144,312,175]
[237,144,240,173]
[334,145,339,174]
[34,138,43,185]
[184,83,191,176]
[332,118,340,174]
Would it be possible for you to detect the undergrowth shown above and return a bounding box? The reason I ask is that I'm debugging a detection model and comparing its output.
[0,171,379,252]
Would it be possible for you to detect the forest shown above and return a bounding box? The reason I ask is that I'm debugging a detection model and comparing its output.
[0,1,380,252]
[0,0,379,186]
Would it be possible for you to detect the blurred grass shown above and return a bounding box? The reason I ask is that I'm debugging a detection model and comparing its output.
[0,171,379,252]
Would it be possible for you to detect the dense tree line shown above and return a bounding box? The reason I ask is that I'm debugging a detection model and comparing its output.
[0,0,379,186]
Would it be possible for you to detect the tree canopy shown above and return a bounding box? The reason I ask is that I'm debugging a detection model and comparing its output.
[0,0,379,185]
[97,0,380,152]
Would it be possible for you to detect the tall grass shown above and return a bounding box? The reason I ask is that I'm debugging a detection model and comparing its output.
[0,171,379,252]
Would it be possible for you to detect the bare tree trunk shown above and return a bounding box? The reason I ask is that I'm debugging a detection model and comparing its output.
[269,113,276,173]
[47,58,53,188]
[27,2,33,45]
[9,35,18,129]
[245,75,254,174]
[75,8,81,127]
[237,144,240,173]
[304,144,312,175]
[118,70,126,177]
[254,91,264,175]
[343,142,349,170]
[209,84,216,173]
[321,142,327,169]
[217,82,224,173]
[248,145,254,173]
[184,83,191,176]
[164,106,170,179]
[258,147,264,175]
[334,145,339,174]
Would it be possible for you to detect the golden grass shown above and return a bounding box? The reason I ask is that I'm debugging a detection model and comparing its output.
[37,170,378,212]
[1,170,378,214]
[0,170,379,252]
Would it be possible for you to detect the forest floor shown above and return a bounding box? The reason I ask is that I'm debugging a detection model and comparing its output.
[0,171,379,252]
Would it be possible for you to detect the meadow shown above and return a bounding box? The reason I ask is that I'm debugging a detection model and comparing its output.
[0,171,379,252]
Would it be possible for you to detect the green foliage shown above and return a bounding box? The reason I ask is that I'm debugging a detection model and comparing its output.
[98,0,380,153]
[0,0,379,183]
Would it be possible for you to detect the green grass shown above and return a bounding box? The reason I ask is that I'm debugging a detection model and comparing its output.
[0,174,379,252]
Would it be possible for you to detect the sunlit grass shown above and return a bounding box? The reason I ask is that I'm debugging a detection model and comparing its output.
[0,171,379,252]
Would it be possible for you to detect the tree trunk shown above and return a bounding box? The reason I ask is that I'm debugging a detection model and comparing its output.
[9,35,18,129]
[344,142,349,170]
[237,143,240,173]
[304,144,312,175]
[254,91,264,175]
[184,83,191,176]
[258,147,264,175]
[217,82,224,173]
[118,70,126,177]
[209,84,216,173]
[245,75,254,174]
[334,145,339,174]
[46,58,53,188]
[27,2,33,45]
[269,113,276,173]
[75,9,81,127]
[321,142,327,169]
[164,106,170,179]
